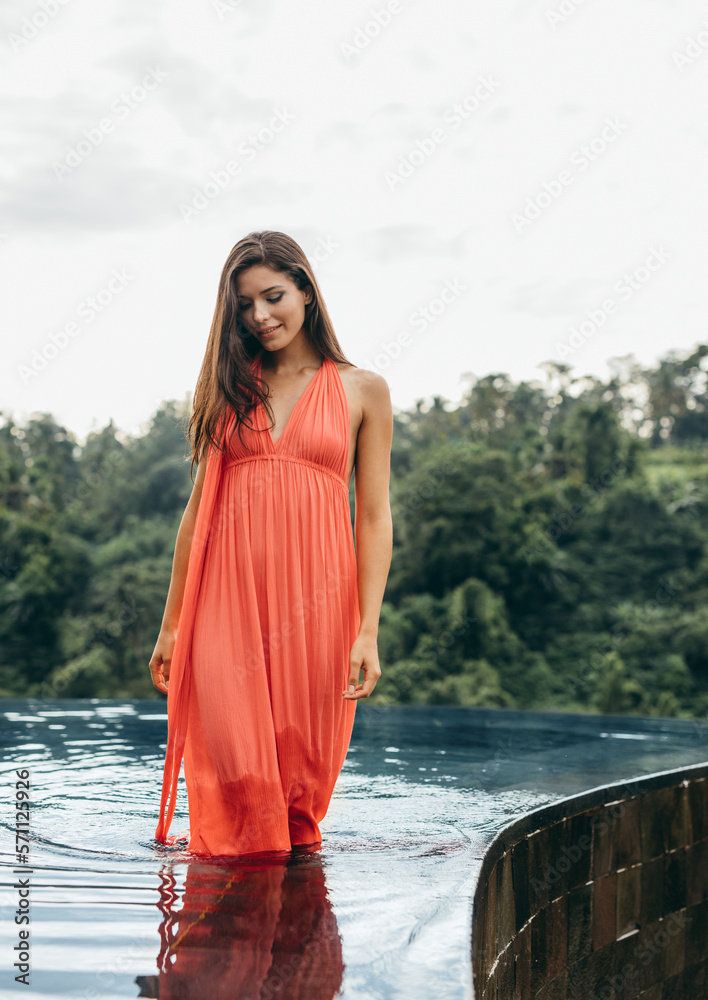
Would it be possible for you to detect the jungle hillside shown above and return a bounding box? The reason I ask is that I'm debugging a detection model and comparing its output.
[2,344,708,719]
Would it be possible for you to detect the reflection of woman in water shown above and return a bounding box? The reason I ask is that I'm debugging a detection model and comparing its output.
[149,231,393,856]
[137,850,344,1000]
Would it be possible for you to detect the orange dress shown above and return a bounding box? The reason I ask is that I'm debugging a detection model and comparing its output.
[154,349,359,856]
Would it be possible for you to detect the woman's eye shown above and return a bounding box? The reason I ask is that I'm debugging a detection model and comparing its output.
[239,294,283,309]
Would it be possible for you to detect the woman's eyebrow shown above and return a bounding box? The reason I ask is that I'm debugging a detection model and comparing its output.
[238,285,285,300]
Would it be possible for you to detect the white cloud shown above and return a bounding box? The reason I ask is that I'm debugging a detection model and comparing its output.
[1,0,707,441]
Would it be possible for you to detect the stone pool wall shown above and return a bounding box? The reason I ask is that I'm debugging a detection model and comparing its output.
[471,761,708,999]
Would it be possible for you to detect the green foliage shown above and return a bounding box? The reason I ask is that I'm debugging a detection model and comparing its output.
[0,408,189,699]
[2,344,708,718]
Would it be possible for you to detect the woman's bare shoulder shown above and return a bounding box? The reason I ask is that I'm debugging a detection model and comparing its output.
[334,362,390,409]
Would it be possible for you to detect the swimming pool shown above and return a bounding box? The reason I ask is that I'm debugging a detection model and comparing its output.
[1,700,706,999]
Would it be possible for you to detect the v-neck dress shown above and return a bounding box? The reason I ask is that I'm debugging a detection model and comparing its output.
[154,349,359,856]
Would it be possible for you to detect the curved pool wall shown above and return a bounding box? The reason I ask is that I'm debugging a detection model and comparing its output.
[471,761,708,999]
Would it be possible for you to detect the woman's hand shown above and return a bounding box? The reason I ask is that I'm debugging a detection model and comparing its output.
[342,632,381,700]
[149,631,177,695]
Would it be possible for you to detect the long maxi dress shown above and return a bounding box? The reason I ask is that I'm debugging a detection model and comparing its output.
[154,349,359,856]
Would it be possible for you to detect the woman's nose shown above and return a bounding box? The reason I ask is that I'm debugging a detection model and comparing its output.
[252,300,271,323]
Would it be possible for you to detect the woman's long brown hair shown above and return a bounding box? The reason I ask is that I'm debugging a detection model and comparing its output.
[186,230,353,481]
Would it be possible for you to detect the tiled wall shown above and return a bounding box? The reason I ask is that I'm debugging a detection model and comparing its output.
[472,763,708,999]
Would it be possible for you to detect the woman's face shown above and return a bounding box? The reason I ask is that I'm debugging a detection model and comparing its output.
[236,265,312,349]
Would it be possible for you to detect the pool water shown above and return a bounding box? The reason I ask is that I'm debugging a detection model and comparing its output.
[1,700,706,999]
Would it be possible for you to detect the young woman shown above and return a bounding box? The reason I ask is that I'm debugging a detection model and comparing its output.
[149,230,393,857]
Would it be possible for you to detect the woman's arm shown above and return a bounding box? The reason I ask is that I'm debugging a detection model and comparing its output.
[149,458,208,694]
[343,372,393,700]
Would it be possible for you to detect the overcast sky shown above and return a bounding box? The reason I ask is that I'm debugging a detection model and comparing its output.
[2,0,708,443]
